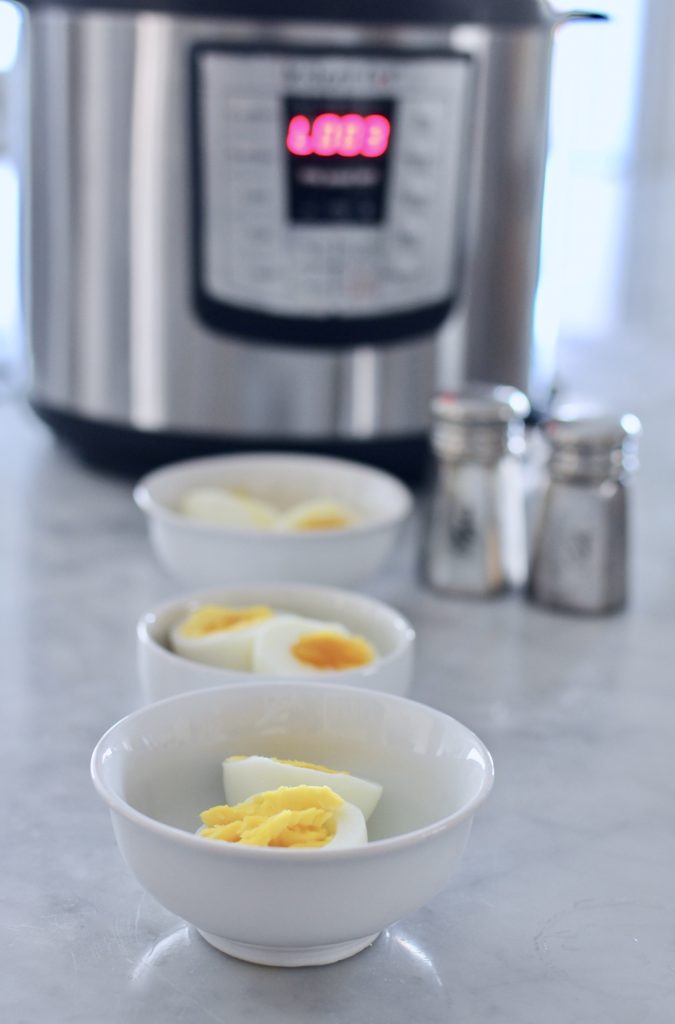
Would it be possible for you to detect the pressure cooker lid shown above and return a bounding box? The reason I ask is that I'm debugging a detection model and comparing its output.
[22,0,564,25]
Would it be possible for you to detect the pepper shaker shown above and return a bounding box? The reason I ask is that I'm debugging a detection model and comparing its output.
[422,384,531,597]
[528,413,641,614]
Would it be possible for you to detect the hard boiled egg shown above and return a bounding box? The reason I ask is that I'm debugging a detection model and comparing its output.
[170,604,275,670]
[178,487,278,529]
[223,755,383,821]
[199,785,367,850]
[276,498,359,531]
[252,614,376,675]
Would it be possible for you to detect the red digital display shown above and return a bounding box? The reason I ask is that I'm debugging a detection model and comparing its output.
[286,113,392,159]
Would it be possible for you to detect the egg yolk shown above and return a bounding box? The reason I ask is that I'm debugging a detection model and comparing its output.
[226,755,349,775]
[200,785,343,848]
[178,605,274,638]
[293,513,352,531]
[291,631,375,670]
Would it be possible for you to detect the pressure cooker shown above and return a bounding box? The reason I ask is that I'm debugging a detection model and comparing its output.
[23,0,603,477]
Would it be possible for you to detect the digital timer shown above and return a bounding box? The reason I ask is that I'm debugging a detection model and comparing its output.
[286,112,392,158]
[285,97,395,224]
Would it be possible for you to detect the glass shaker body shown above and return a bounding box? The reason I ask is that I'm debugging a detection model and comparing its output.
[528,414,640,614]
[424,451,528,597]
[422,385,530,598]
[529,476,627,613]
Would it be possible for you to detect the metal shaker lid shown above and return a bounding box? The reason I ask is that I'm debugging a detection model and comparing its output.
[543,412,642,481]
[431,384,531,424]
[430,383,531,463]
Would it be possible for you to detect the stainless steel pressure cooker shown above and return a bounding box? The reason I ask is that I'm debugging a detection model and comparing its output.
[23,0,602,477]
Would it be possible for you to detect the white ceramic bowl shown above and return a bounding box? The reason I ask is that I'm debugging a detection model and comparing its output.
[137,583,415,703]
[91,683,494,967]
[133,452,413,586]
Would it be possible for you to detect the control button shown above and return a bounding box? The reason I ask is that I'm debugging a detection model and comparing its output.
[402,101,444,141]
[347,235,380,256]
[389,243,421,270]
[382,269,426,295]
[228,98,277,124]
[324,238,346,274]
[246,222,278,244]
[295,253,325,275]
[295,241,329,275]
[388,258,418,280]
[293,199,321,222]
[398,103,444,166]
[398,182,432,206]
[231,262,280,286]
[378,288,419,313]
[229,141,275,164]
[227,123,268,148]
[237,231,281,261]
[297,274,329,308]
[388,228,426,278]
[354,198,378,222]
[228,164,278,189]
[344,267,380,303]
[398,154,437,182]
[231,267,285,307]
[392,225,425,250]
[299,237,329,259]
[406,101,444,132]
[325,263,346,290]
[230,181,277,210]
[326,198,354,222]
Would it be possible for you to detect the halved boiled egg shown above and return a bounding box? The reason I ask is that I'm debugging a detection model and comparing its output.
[199,785,367,850]
[178,487,278,529]
[252,614,376,675]
[223,755,383,821]
[276,498,359,532]
[170,604,275,670]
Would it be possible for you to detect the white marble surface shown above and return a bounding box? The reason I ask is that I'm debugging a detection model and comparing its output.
[3,189,675,1021]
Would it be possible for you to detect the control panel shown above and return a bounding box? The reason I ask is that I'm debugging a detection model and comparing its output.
[193,48,472,340]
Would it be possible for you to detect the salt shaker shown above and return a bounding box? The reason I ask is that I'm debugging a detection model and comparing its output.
[528,413,641,614]
[422,384,531,597]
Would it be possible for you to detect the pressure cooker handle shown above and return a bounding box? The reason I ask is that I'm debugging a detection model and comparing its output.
[554,9,609,24]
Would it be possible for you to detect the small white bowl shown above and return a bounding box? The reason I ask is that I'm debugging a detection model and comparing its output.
[133,452,413,586]
[137,583,416,703]
[91,682,494,967]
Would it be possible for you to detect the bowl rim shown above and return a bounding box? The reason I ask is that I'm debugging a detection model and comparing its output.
[137,582,416,683]
[90,681,495,863]
[132,451,414,540]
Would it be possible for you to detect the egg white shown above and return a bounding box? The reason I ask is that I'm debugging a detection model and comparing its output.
[223,756,383,821]
[170,611,275,671]
[325,799,368,850]
[178,486,278,529]
[276,498,359,531]
[251,615,352,676]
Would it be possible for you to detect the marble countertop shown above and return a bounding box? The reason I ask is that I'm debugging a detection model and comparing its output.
[3,364,674,1023]
[3,167,675,1019]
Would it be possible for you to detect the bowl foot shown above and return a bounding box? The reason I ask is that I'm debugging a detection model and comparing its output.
[197,929,381,967]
